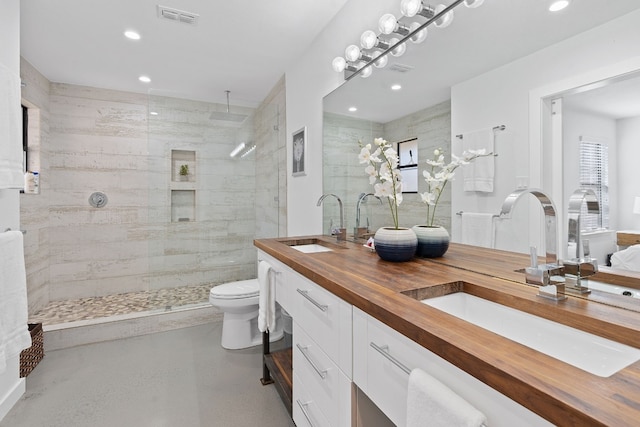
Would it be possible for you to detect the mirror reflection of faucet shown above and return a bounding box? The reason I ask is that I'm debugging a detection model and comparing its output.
[563,189,600,294]
[354,192,382,239]
[317,194,346,241]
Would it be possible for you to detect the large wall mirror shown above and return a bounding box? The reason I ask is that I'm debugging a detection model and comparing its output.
[322,0,640,311]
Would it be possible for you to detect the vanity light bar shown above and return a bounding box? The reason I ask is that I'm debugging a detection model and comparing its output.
[332,0,476,81]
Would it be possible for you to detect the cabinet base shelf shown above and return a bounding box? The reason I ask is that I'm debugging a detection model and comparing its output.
[263,348,292,416]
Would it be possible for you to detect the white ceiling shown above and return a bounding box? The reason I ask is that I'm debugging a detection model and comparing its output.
[20,0,350,107]
[20,0,640,114]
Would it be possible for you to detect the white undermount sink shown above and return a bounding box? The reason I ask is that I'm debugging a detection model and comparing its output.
[422,292,640,377]
[290,244,333,254]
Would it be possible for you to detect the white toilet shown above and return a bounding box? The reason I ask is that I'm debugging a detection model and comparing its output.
[209,279,283,350]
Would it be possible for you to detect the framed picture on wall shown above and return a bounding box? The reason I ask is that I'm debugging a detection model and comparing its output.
[292,126,306,177]
[397,138,418,193]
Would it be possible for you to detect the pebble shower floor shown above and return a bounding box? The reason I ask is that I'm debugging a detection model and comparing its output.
[29,284,212,325]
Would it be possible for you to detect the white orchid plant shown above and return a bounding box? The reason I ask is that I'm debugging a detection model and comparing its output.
[421,148,493,227]
[358,137,402,229]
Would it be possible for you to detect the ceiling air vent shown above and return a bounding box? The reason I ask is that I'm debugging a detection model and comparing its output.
[157,5,199,25]
[388,63,415,73]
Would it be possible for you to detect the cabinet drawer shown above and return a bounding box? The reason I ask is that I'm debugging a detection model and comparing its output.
[353,307,552,427]
[292,274,352,376]
[293,372,332,427]
[257,250,294,315]
[293,322,352,427]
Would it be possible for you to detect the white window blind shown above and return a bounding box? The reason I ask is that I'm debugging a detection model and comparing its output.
[579,140,609,230]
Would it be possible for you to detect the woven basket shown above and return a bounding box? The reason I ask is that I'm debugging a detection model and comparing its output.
[20,323,44,378]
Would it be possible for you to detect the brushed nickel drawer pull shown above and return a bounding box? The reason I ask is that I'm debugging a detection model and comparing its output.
[296,343,328,379]
[370,341,411,375]
[296,399,316,427]
[297,288,328,312]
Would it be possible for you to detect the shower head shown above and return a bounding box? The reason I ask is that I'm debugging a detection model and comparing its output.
[210,90,249,123]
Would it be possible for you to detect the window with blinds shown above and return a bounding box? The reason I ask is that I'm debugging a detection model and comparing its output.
[579,140,609,230]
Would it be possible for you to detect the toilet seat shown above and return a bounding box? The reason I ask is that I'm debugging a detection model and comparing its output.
[210,279,259,300]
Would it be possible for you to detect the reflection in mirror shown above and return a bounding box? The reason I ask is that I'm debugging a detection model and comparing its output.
[323,0,640,310]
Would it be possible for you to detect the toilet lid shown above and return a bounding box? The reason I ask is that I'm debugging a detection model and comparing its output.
[210,279,259,299]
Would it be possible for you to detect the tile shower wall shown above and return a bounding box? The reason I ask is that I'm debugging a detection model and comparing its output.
[322,100,451,233]
[41,83,256,301]
[254,76,287,239]
[19,58,51,314]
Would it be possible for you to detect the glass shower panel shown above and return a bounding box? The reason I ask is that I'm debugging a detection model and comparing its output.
[146,90,260,296]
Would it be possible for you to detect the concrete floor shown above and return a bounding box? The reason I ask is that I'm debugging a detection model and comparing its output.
[0,322,294,427]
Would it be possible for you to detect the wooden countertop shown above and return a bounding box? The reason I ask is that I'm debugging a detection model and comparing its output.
[255,236,640,427]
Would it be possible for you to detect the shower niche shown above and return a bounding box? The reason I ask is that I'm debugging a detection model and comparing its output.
[170,150,196,222]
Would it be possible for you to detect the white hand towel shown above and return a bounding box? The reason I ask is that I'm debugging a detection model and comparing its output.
[462,129,494,193]
[257,260,275,332]
[0,64,26,189]
[461,213,495,248]
[406,368,487,427]
[0,230,32,374]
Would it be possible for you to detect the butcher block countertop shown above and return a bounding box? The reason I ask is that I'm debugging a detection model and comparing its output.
[255,236,640,427]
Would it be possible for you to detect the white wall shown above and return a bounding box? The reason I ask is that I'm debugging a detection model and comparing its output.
[618,116,640,230]
[0,0,26,420]
[0,0,21,231]
[285,0,397,236]
[451,9,640,256]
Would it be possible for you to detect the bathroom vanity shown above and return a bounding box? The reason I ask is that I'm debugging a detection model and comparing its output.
[255,236,640,426]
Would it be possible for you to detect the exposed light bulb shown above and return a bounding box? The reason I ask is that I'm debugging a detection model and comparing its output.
[434,4,454,28]
[400,0,422,17]
[409,22,428,44]
[389,38,406,57]
[360,66,372,78]
[360,30,378,49]
[464,0,484,8]
[332,57,346,73]
[378,13,398,35]
[372,51,388,68]
[548,0,571,12]
[345,45,361,62]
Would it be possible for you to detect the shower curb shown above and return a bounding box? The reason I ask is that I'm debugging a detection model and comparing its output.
[43,304,223,351]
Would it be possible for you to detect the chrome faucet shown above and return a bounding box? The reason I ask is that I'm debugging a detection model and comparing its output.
[563,189,600,294]
[317,194,346,241]
[500,189,566,300]
[354,192,381,239]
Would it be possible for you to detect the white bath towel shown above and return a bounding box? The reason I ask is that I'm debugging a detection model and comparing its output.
[0,230,32,374]
[461,212,495,248]
[462,129,494,193]
[0,64,26,190]
[257,260,275,332]
[407,368,487,427]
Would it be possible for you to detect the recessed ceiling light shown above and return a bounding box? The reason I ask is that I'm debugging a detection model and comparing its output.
[548,0,571,12]
[391,84,402,91]
[348,106,358,112]
[149,111,158,116]
[139,75,151,83]
[124,30,141,40]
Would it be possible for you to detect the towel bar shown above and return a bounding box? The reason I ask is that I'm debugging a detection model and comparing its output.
[456,211,500,218]
[456,124,506,140]
[372,341,489,426]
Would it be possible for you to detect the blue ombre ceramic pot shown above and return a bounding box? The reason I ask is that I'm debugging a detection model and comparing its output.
[374,227,417,262]
[412,225,450,258]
